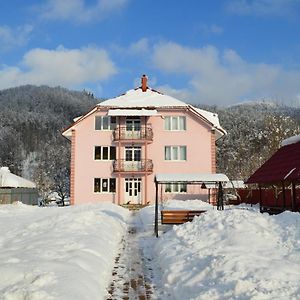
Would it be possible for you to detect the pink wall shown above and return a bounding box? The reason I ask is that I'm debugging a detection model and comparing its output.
[71,107,214,205]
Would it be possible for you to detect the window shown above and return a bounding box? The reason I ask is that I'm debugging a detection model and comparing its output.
[95,116,116,130]
[164,116,186,131]
[165,146,187,161]
[94,146,116,160]
[94,178,116,193]
[165,183,187,193]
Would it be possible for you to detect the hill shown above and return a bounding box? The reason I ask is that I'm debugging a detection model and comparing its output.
[0,85,97,199]
[212,102,300,180]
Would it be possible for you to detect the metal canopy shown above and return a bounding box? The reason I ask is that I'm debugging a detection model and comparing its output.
[155,173,229,184]
[154,173,229,237]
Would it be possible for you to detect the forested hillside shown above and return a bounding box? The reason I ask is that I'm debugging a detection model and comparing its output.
[0,85,97,199]
[1,85,300,199]
[214,102,300,180]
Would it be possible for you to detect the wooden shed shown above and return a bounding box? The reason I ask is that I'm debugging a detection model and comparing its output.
[0,167,38,205]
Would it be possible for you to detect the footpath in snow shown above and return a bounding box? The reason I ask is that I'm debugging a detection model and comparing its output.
[138,200,300,300]
[106,212,156,300]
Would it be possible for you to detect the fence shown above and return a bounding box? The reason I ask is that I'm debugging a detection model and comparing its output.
[233,188,300,211]
[0,188,39,205]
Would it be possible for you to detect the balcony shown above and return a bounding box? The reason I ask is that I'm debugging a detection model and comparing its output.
[113,125,153,142]
[113,159,153,173]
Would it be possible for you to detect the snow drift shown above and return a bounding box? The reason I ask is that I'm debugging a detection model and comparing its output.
[154,207,300,299]
[0,202,130,300]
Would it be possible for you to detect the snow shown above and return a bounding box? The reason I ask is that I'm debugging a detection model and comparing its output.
[73,115,82,122]
[3,198,299,300]
[0,202,130,300]
[99,88,188,108]
[107,108,158,116]
[224,180,245,189]
[193,108,226,136]
[155,173,229,183]
[0,167,36,188]
[138,200,300,300]
[281,134,300,147]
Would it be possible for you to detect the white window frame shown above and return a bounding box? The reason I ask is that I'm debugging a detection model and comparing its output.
[94,178,116,193]
[94,146,116,160]
[165,183,187,193]
[165,146,187,161]
[164,116,186,131]
[95,116,117,131]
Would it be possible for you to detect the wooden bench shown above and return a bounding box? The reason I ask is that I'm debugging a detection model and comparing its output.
[161,210,206,225]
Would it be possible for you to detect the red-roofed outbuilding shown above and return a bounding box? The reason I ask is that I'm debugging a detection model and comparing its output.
[246,135,300,213]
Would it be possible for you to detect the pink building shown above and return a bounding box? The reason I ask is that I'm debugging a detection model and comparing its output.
[62,76,226,205]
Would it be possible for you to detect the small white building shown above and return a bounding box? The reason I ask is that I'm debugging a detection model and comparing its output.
[0,167,38,205]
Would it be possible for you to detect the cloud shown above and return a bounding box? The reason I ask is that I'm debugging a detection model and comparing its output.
[128,38,149,55]
[151,41,300,105]
[226,0,300,17]
[0,46,117,89]
[39,0,129,23]
[0,25,33,51]
[157,85,192,102]
[199,24,223,35]
[111,38,150,57]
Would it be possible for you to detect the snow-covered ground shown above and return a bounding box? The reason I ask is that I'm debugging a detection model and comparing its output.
[1,200,300,300]
[0,202,130,300]
[138,201,300,300]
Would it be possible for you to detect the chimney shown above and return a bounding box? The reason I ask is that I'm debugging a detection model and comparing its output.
[141,74,148,92]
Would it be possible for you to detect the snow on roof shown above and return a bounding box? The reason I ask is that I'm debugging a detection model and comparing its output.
[281,134,300,147]
[63,82,226,140]
[107,109,158,116]
[205,180,246,189]
[99,88,188,108]
[155,173,229,183]
[98,87,226,137]
[193,107,226,138]
[73,115,82,122]
[224,180,246,189]
[0,167,36,188]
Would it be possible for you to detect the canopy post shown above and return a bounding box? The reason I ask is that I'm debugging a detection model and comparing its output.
[282,181,286,209]
[259,185,262,212]
[291,182,296,212]
[217,181,224,210]
[154,179,159,237]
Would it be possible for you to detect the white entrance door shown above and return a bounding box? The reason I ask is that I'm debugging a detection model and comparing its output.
[126,117,141,139]
[125,146,142,171]
[125,178,142,204]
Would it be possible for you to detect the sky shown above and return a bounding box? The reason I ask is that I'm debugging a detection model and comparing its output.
[1,0,300,106]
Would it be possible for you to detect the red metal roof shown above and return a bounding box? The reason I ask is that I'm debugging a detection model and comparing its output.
[246,141,300,184]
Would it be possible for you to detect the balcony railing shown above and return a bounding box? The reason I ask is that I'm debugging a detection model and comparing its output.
[113,125,153,141]
[113,159,153,173]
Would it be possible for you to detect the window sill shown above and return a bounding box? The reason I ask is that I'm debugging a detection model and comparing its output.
[94,192,116,194]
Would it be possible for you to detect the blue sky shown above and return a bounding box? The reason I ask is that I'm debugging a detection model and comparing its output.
[1,0,300,106]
